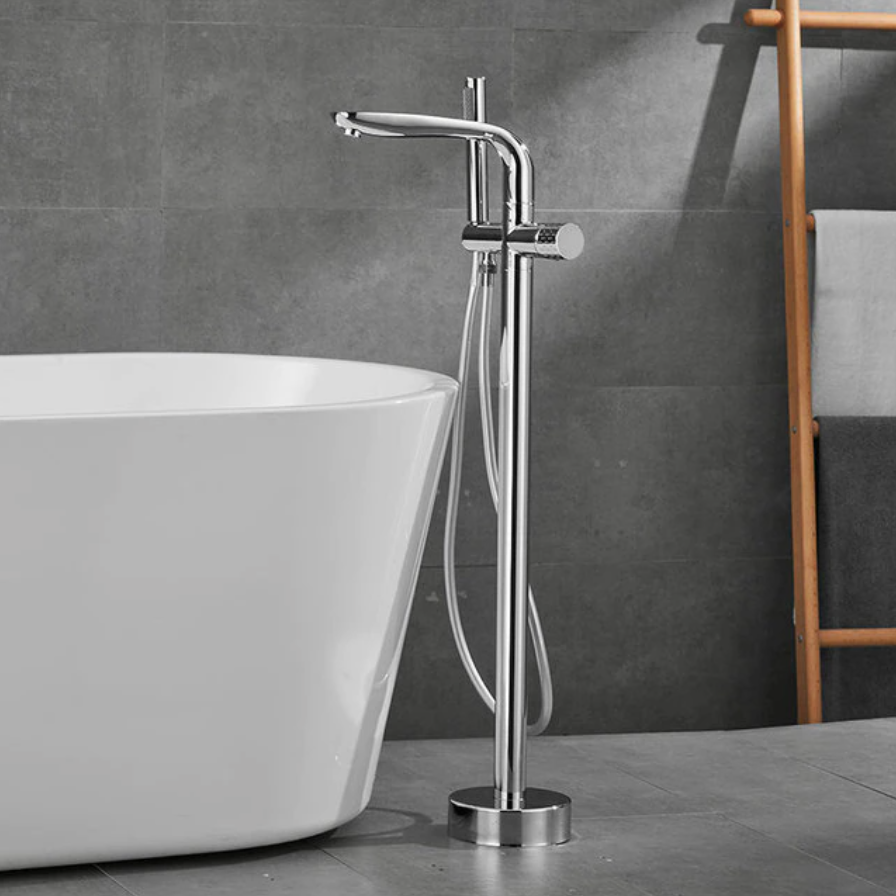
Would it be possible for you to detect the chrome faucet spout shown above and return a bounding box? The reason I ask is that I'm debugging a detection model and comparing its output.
[333,111,534,223]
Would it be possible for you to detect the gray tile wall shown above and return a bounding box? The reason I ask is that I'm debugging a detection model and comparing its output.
[2,0,893,737]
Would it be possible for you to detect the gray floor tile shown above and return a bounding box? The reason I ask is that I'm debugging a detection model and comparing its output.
[573,813,890,896]
[732,796,896,893]
[10,726,896,894]
[165,0,511,27]
[0,21,162,207]
[739,719,896,798]
[0,210,162,354]
[572,728,851,812]
[162,24,510,209]
[100,844,382,896]
[322,811,641,896]
[372,737,700,820]
[560,729,896,891]
[0,866,131,893]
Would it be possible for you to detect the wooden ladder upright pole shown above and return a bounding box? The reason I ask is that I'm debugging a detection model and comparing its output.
[775,0,822,723]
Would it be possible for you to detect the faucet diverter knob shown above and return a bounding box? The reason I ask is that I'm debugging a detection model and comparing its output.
[508,223,584,260]
[461,222,584,260]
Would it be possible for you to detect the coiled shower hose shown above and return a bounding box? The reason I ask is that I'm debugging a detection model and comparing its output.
[443,251,554,736]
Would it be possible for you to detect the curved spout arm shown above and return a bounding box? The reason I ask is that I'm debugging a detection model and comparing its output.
[333,111,534,224]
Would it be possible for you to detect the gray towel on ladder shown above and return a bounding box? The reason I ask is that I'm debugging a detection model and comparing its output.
[816,416,896,721]
[812,210,896,416]
[813,209,896,719]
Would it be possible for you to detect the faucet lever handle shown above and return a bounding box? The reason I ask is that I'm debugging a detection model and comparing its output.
[464,77,489,224]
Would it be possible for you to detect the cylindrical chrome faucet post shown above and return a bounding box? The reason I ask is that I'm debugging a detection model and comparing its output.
[494,242,532,807]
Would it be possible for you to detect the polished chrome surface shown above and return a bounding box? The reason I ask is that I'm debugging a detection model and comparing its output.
[462,222,585,260]
[495,246,532,806]
[334,78,582,847]
[464,77,489,225]
[333,110,534,223]
[448,787,572,847]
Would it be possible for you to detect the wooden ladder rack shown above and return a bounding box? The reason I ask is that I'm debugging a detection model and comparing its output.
[745,0,896,724]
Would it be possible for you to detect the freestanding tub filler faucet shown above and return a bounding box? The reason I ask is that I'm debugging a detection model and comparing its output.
[334,78,584,848]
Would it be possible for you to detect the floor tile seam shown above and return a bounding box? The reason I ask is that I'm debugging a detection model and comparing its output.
[787,758,896,804]
[571,809,727,822]
[315,842,391,890]
[579,753,689,800]
[719,814,896,894]
[93,864,144,896]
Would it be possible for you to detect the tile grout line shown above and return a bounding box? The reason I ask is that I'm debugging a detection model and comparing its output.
[0,205,787,215]
[159,18,168,210]
[420,554,794,571]
[93,864,143,896]
[573,809,728,821]
[314,841,396,891]
[786,758,896,805]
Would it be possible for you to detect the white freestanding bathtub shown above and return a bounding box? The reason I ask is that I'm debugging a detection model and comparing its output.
[0,352,456,872]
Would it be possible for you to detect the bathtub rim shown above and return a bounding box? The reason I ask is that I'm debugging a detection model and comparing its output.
[0,351,459,422]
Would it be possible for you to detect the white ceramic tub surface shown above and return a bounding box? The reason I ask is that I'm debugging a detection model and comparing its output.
[0,353,457,871]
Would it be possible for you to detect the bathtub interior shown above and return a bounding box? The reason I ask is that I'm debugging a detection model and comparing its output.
[0,353,453,419]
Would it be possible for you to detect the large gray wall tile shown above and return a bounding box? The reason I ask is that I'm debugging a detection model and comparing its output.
[387,557,794,738]
[163,24,510,209]
[532,211,786,389]
[166,0,511,27]
[0,0,162,20]
[433,382,791,567]
[529,384,791,563]
[511,30,840,211]
[0,210,162,352]
[160,208,473,366]
[833,43,896,208]
[513,0,746,33]
[0,21,162,207]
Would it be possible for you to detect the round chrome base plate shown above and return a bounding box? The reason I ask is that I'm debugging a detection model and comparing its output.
[447,787,572,847]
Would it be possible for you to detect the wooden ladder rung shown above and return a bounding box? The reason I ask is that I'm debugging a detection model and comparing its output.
[746,9,896,30]
[819,628,896,648]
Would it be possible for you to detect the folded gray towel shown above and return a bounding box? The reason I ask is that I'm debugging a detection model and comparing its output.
[817,416,896,720]
[812,210,896,416]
